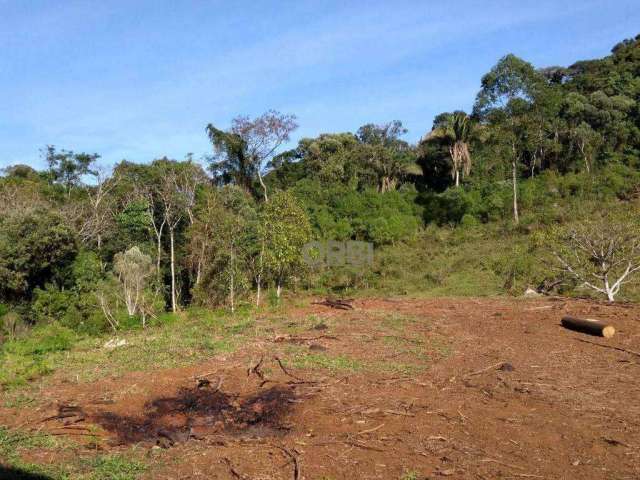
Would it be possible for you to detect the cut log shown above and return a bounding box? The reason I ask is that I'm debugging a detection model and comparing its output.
[561,316,615,338]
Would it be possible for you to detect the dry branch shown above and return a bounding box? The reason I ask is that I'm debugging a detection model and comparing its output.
[575,338,640,357]
[312,298,354,310]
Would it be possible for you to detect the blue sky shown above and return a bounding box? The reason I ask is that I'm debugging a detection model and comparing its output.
[1,0,639,170]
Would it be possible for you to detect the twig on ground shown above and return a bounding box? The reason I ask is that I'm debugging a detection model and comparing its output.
[355,423,385,436]
[574,338,640,357]
[466,362,507,377]
[344,440,384,451]
[274,446,301,480]
[274,356,304,381]
[248,356,265,380]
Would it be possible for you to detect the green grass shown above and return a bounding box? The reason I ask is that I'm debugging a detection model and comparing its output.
[0,427,70,479]
[376,312,422,331]
[0,427,147,480]
[2,392,37,409]
[290,352,364,372]
[0,309,250,388]
[81,454,146,480]
[400,471,420,480]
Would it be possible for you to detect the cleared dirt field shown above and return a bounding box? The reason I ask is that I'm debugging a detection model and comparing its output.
[2,297,640,479]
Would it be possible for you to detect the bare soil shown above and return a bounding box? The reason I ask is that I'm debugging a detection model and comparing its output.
[2,297,640,479]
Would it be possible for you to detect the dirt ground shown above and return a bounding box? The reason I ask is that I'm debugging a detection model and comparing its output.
[2,297,640,479]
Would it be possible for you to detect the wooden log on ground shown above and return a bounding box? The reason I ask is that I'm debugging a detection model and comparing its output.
[561,316,615,338]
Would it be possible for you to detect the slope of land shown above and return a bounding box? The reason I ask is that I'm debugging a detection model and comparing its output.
[1,297,639,479]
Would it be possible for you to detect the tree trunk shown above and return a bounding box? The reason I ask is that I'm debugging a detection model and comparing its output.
[276,279,282,299]
[578,142,590,174]
[256,277,261,306]
[170,229,177,313]
[196,241,205,285]
[257,170,268,203]
[229,245,235,313]
[455,169,460,188]
[512,158,519,224]
[256,240,265,307]
[156,237,162,284]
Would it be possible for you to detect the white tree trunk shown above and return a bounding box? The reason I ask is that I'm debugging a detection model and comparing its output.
[512,159,519,224]
[170,229,177,312]
[455,169,460,187]
[229,246,235,313]
[257,170,268,203]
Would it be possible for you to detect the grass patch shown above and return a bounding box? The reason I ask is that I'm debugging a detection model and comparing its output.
[82,454,146,480]
[0,427,147,480]
[400,471,420,480]
[0,310,249,388]
[0,427,70,479]
[375,312,422,331]
[290,352,364,372]
[2,392,37,409]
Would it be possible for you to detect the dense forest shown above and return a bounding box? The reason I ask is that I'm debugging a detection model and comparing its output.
[1,34,640,340]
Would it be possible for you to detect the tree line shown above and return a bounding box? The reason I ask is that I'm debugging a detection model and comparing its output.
[1,34,639,334]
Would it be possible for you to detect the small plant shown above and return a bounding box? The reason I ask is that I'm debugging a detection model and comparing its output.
[400,470,420,480]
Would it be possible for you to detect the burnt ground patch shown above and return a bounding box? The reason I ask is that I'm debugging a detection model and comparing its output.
[89,384,298,446]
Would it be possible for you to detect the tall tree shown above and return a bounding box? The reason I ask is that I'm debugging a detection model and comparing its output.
[206,110,298,201]
[474,54,546,223]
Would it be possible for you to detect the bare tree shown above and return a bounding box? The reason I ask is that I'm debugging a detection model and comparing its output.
[175,160,208,225]
[76,168,118,250]
[157,170,185,313]
[113,246,154,320]
[552,218,640,301]
[0,179,48,216]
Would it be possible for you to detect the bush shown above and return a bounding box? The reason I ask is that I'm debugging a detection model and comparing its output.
[0,323,76,386]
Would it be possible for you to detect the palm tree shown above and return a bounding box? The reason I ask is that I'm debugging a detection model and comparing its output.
[425,111,473,187]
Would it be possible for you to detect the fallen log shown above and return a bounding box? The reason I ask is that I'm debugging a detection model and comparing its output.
[561,316,615,338]
[312,298,354,310]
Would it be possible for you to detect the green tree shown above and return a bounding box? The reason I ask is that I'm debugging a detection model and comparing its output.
[44,145,99,196]
[0,212,78,303]
[260,191,312,299]
[356,120,419,192]
[474,54,547,223]
[424,112,474,187]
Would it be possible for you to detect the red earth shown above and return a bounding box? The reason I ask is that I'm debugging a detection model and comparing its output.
[2,297,639,479]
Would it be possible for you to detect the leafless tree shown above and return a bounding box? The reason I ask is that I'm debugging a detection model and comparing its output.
[230,111,297,201]
[552,218,640,301]
[76,168,118,250]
